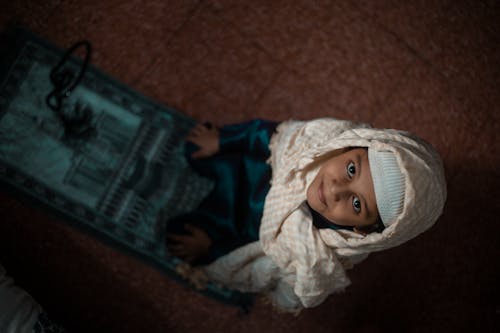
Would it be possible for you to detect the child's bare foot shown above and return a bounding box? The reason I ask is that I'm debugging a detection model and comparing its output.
[167,224,212,263]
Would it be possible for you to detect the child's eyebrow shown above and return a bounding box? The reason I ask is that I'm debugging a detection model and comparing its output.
[357,153,373,219]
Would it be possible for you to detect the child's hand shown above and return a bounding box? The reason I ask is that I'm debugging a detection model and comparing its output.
[167,224,212,263]
[186,123,220,159]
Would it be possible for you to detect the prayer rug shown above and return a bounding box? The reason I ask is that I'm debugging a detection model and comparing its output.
[0,26,252,309]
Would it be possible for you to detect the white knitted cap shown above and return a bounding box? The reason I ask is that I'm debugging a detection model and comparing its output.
[368,149,405,227]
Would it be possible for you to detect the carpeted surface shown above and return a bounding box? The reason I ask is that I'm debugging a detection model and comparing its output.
[0,1,499,332]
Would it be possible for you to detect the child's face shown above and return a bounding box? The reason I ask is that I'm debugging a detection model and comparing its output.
[306,148,378,228]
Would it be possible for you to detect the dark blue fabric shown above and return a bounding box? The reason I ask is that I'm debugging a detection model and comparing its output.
[167,119,361,265]
[167,119,278,264]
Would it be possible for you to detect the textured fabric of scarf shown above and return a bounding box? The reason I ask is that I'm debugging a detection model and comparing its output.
[204,118,447,311]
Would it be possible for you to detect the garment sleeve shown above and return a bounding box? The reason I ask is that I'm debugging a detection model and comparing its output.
[265,278,304,314]
[203,242,278,292]
[202,242,305,314]
[218,119,279,156]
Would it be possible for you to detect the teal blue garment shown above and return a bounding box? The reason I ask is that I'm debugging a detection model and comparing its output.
[167,120,278,264]
[166,119,363,265]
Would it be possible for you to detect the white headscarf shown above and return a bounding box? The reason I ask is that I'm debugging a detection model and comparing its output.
[204,118,447,311]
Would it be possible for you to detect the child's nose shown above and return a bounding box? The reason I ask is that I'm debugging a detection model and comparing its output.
[329,180,347,202]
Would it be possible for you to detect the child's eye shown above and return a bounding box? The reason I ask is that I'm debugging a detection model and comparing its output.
[352,197,361,213]
[347,161,356,178]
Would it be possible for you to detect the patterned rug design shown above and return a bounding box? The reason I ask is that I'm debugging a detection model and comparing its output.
[0,26,251,309]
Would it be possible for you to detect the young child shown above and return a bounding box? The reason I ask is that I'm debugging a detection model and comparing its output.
[166,118,447,313]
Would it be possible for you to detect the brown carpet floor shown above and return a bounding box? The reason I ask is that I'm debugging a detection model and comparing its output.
[1,0,499,332]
